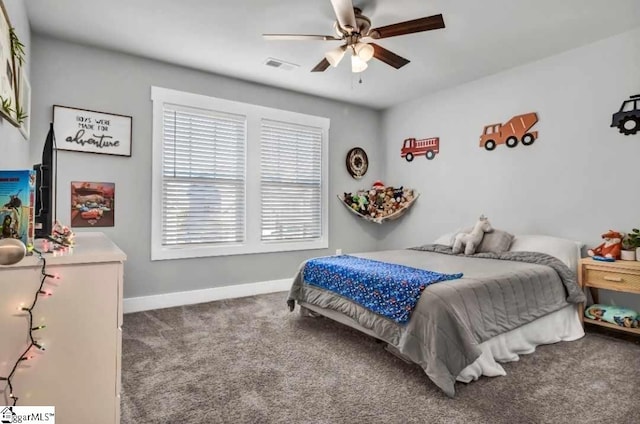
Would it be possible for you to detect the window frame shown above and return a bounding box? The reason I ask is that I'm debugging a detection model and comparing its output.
[151,86,329,260]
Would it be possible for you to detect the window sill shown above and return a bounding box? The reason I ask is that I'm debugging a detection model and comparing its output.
[151,239,329,261]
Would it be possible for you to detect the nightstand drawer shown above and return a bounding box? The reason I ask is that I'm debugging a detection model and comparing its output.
[584,268,640,292]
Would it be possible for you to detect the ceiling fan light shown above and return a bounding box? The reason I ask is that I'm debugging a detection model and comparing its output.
[355,43,374,62]
[325,45,346,67]
[351,54,368,73]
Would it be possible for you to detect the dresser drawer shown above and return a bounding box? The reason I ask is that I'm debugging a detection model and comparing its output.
[583,268,640,293]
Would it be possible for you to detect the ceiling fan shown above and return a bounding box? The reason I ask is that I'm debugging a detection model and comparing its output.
[263,0,445,73]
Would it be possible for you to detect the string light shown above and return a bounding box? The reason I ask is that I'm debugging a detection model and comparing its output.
[0,249,58,406]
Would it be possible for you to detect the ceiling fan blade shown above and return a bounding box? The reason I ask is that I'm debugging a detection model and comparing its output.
[311,58,331,72]
[263,34,342,41]
[369,14,445,39]
[371,43,410,69]
[330,0,357,32]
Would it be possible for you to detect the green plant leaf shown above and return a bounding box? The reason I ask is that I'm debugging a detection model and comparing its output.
[15,105,27,124]
[9,27,26,66]
[0,96,15,115]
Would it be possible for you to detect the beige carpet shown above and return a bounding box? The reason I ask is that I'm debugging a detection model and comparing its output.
[121,292,640,423]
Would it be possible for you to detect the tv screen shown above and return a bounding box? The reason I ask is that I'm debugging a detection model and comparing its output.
[34,123,55,238]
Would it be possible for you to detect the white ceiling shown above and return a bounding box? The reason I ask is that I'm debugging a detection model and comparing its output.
[26,0,640,109]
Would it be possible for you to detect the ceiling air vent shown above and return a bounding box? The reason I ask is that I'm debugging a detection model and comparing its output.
[264,58,299,72]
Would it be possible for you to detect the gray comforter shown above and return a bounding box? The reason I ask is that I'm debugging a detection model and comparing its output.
[287,245,586,397]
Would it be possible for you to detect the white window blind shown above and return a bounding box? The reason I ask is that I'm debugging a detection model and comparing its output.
[260,119,323,242]
[161,105,246,246]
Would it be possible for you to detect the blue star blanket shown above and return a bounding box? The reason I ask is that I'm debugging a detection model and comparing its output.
[302,255,463,324]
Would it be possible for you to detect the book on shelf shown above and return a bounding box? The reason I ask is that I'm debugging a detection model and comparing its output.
[0,170,36,247]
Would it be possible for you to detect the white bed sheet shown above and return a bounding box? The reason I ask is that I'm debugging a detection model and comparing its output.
[457,304,584,383]
[300,302,584,384]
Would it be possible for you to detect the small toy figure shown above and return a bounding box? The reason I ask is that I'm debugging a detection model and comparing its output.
[587,230,623,260]
[49,221,75,247]
[372,181,385,190]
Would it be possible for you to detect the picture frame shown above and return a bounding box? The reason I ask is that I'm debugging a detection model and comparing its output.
[70,181,115,227]
[0,0,19,127]
[17,63,29,139]
[53,105,133,157]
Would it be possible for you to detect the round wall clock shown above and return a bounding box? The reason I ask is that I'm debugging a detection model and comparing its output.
[346,147,368,179]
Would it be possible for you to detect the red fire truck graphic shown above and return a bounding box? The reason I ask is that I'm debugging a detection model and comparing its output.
[401,137,439,162]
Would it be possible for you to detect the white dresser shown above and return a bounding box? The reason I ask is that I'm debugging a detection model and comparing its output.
[0,233,125,424]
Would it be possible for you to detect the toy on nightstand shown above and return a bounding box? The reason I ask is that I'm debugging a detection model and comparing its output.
[587,230,623,260]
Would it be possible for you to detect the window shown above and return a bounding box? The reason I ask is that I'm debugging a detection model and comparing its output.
[151,87,329,260]
[260,119,323,243]
[161,105,246,247]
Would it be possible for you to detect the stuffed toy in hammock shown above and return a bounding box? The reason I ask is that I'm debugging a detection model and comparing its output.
[584,304,639,328]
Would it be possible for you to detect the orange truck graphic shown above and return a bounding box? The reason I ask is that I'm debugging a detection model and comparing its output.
[401,137,439,161]
[479,112,539,151]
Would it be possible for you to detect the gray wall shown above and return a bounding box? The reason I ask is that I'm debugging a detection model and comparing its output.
[380,27,640,307]
[30,36,384,298]
[28,27,640,305]
[0,0,30,169]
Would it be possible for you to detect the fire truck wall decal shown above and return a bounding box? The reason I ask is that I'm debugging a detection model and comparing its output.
[401,137,440,162]
[611,94,640,135]
[479,112,539,151]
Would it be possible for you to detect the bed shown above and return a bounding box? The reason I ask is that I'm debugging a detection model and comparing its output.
[287,236,586,397]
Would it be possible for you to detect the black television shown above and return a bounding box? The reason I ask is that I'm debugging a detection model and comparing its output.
[34,123,55,238]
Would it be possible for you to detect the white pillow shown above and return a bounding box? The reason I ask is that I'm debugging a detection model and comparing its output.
[509,235,583,272]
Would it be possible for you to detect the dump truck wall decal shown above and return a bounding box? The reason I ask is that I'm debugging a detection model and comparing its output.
[479,112,539,151]
[611,94,640,136]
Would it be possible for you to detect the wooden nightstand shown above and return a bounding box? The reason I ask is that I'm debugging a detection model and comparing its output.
[578,257,640,335]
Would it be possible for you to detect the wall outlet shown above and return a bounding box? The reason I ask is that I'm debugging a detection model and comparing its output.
[335,248,342,255]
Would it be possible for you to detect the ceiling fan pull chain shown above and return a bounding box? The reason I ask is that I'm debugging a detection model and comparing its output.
[350,73,363,89]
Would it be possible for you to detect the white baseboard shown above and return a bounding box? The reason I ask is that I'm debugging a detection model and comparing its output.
[123,278,291,314]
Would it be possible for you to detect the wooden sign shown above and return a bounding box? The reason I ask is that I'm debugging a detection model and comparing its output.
[53,105,132,157]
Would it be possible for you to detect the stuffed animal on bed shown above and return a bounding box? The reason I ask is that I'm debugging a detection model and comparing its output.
[585,304,639,328]
[587,230,623,259]
[452,215,493,255]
